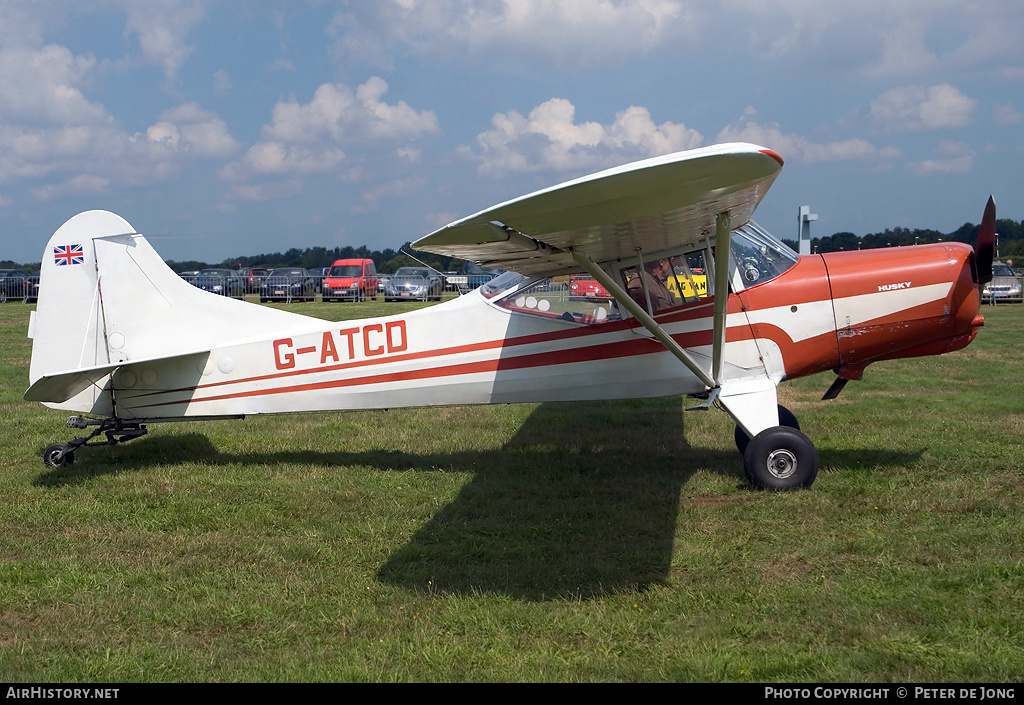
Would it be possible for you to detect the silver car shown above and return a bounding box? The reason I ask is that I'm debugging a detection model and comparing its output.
[384,266,443,302]
[982,262,1022,304]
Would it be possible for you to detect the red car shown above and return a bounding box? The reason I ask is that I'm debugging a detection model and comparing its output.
[568,274,611,301]
[322,258,379,302]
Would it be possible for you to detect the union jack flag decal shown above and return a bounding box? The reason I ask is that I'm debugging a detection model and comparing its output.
[54,244,84,266]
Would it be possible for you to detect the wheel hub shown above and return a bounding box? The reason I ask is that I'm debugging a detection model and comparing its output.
[766,448,798,479]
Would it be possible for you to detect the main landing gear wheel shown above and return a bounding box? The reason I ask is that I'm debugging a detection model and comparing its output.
[734,404,799,455]
[743,426,819,490]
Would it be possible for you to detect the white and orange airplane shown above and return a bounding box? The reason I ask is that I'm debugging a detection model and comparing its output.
[24,143,994,489]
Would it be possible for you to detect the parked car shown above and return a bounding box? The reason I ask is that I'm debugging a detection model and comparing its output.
[190,268,246,298]
[25,271,40,303]
[260,267,316,302]
[568,274,611,301]
[982,262,1023,304]
[322,258,379,302]
[447,261,503,294]
[384,266,443,302]
[237,266,269,294]
[0,269,30,303]
[313,267,331,294]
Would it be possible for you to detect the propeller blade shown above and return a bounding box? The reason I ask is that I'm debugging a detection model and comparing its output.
[976,195,996,285]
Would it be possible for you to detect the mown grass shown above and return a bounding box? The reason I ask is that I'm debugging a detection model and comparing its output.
[0,295,1021,682]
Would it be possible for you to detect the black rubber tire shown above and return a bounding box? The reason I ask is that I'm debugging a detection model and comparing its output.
[43,444,74,468]
[734,404,800,455]
[743,426,818,490]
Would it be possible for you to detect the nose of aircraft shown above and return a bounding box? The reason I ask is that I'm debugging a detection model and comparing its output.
[821,241,983,374]
[944,241,985,349]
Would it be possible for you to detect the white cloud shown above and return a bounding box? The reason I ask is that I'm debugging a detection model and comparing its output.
[906,140,975,176]
[223,179,305,204]
[0,42,240,197]
[262,77,439,145]
[328,0,686,70]
[327,0,1024,80]
[0,0,67,49]
[152,102,243,159]
[351,177,427,214]
[994,103,1023,127]
[0,45,106,124]
[466,98,702,176]
[212,69,232,95]
[223,142,347,180]
[715,108,900,165]
[220,77,439,182]
[868,84,977,133]
[121,0,206,81]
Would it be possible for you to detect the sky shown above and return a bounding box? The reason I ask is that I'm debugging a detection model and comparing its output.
[1,0,1022,266]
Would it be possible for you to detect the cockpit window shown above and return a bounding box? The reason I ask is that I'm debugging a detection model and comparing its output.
[620,249,710,315]
[494,276,619,324]
[730,221,798,288]
[482,220,796,321]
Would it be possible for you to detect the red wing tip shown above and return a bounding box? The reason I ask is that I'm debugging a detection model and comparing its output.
[759,149,784,167]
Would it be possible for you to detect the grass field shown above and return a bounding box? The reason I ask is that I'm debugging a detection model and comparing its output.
[0,295,1022,682]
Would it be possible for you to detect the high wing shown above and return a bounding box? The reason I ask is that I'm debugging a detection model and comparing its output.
[413,142,784,275]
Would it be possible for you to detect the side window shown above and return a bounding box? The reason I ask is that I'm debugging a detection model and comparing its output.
[669,251,709,301]
[620,250,710,315]
[497,276,619,324]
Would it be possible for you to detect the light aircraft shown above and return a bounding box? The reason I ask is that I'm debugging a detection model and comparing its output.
[24,143,994,489]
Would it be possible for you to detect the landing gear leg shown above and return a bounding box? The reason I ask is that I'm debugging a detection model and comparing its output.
[42,417,148,468]
[734,404,799,454]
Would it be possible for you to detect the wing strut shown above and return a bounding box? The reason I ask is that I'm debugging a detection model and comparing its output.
[570,249,717,390]
[711,212,732,386]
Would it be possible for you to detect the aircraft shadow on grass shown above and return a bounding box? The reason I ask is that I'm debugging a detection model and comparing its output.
[33,397,923,601]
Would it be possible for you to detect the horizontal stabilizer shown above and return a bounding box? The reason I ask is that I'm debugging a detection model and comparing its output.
[24,350,211,404]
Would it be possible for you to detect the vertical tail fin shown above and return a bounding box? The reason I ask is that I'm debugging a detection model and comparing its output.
[27,210,317,413]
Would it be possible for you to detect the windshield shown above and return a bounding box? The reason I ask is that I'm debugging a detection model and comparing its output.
[395,267,431,277]
[480,270,526,299]
[730,221,799,288]
[993,264,1015,277]
[329,265,363,277]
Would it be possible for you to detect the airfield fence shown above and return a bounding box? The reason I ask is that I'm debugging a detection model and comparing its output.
[445,273,499,294]
[0,272,34,303]
[179,273,246,299]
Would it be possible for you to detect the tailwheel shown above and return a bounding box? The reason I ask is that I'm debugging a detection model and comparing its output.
[43,444,75,468]
[743,426,819,490]
[41,417,148,468]
[734,404,799,455]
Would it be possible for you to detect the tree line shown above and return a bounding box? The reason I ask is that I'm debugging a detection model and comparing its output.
[788,217,1024,259]
[5,216,1023,273]
[163,242,463,275]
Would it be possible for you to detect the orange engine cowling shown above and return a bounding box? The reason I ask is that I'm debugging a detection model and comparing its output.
[820,242,983,379]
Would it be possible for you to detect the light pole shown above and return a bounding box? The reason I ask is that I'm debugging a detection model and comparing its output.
[798,205,817,256]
